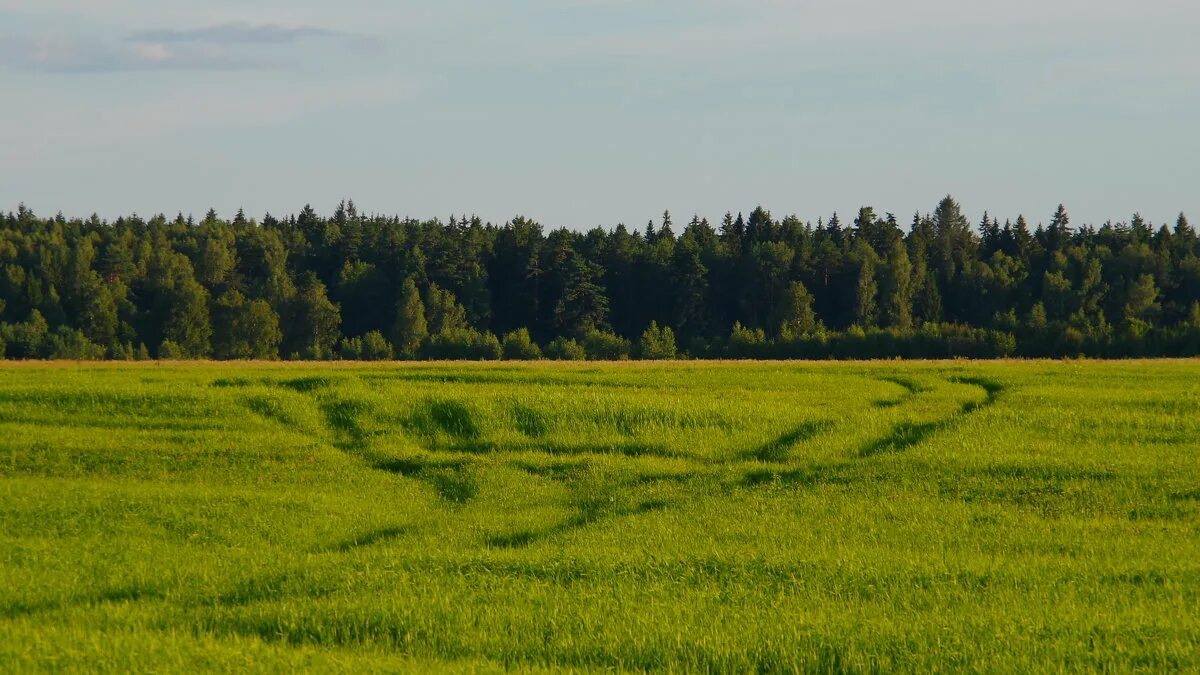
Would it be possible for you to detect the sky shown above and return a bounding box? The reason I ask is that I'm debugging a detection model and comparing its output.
[2,0,1198,230]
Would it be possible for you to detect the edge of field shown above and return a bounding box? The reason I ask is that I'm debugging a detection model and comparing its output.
[0,358,1197,370]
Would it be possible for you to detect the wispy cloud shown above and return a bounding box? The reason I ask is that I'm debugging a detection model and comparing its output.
[126,22,352,45]
[0,34,264,72]
[0,21,373,73]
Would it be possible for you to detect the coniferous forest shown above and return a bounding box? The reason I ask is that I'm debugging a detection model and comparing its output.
[1,196,1199,361]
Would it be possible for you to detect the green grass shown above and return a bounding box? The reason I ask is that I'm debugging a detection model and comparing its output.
[1,360,1198,672]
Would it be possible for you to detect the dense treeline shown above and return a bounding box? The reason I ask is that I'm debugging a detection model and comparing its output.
[1,196,1199,361]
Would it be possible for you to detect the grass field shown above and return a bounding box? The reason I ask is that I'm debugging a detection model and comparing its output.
[1,361,1198,672]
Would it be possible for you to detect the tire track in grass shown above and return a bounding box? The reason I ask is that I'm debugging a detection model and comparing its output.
[243,378,483,508]
[485,475,671,549]
[872,375,930,409]
[744,374,1007,487]
[741,420,835,463]
[0,585,166,620]
[859,375,1004,458]
[316,526,413,553]
[231,377,479,563]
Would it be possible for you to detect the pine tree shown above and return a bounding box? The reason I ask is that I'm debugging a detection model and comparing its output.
[1047,204,1072,251]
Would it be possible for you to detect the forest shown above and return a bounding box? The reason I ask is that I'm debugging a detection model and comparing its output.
[1,196,1198,361]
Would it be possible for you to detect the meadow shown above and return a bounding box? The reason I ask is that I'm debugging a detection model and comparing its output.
[0,360,1198,672]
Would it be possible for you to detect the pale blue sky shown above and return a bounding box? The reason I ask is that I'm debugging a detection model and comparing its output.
[2,1,1197,228]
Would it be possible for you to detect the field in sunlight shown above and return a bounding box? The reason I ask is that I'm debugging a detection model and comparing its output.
[1,361,1198,671]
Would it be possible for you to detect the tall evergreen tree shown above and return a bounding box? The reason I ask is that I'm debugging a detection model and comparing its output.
[554,254,610,338]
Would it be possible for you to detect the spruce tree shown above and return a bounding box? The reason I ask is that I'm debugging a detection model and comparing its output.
[554,254,610,338]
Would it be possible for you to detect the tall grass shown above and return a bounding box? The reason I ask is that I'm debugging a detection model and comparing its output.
[1,361,1198,671]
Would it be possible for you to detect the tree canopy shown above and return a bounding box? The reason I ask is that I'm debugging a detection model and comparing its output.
[2,197,1199,360]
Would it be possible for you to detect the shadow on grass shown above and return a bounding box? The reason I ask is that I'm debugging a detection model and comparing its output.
[485,498,670,550]
[373,456,479,505]
[872,375,929,408]
[320,526,412,553]
[743,462,856,489]
[859,375,1007,458]
[537,442,683,460]
[742,420,834,462]
[0,584,165,620]
[860,420,946,457]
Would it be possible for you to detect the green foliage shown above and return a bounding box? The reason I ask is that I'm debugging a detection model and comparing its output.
[360,330,393,361]
[544,336,586,361]
[341,331,392,361]
[391,277,427,359]
[288,274,341,360]
[501,328,543,360]
[425,283,469,335]
[726,321,768,359]
[555,255,610,338]
[774,281,818,339]
[881,239,913,329]
[637,321,677,360]
[423,328,502,360]
[161,263,213,359]
[158,339,184,360]
[0,199,1198,360]
[3,310,50,358]
[1123,274,1160,323]
[581,328,630,360]
[45,326,106,360]
[214,291,282,360]
[915,270,943,324]
[854,256,879,328]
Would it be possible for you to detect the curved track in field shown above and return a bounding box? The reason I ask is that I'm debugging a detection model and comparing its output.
[227,370,1006,552]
